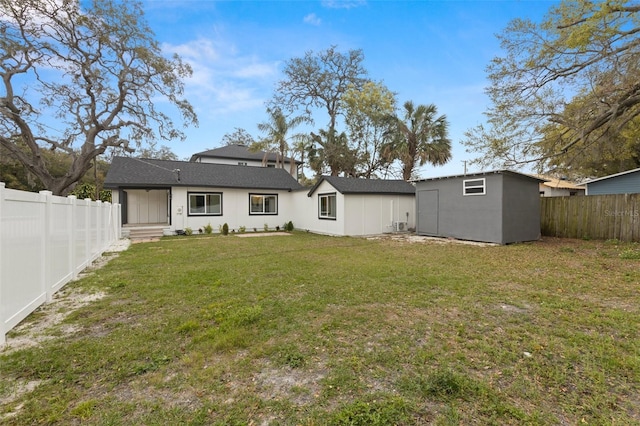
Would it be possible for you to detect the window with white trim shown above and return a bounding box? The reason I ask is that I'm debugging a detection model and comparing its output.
[463,178,486,196]
[319,193,337,219]
[250,194,278,215]
[188,192,222,216]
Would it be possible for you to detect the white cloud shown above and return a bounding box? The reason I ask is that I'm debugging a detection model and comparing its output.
[321,0,367,10]
[234,61,279,79]
[303,13,322,26]
[168,38,221,62]
[161,38,279,116]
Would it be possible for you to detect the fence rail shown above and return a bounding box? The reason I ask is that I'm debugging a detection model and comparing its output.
[0,183,121,345]
[541,194,640,242]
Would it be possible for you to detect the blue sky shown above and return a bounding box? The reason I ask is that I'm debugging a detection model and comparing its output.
[143,0,556,178]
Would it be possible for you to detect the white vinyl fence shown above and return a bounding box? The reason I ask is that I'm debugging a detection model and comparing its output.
[0,182,122,345]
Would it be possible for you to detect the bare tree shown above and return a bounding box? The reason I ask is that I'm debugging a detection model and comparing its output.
[270,46,368,176]
[464,1,640,172]
[0,0,197,195]
[220,128,256,146]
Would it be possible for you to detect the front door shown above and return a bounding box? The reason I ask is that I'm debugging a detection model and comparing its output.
[417,189,438,235]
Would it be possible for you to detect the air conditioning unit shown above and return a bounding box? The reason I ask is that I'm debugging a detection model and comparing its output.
[393,221,408,232]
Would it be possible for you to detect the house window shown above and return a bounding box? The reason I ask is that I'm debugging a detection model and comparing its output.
[188,192,222,216]
[319,193,337,220]
[463,178,486,196]
[250,194,278,215]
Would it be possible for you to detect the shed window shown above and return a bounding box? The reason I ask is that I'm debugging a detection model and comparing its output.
[319,193,337,220]
[188,192,222,215]
[250,194,278,215]
[463,178,486,196]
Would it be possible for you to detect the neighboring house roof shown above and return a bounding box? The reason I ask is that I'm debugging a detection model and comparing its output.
[413,169,546,183]
[578,167,640,185]
[533,174,584,190]
[307,175,415,196]
[189,144,302,164]
[104,157,303,191]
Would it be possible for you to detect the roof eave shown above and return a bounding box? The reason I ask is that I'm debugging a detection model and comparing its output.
[582,167,640,185]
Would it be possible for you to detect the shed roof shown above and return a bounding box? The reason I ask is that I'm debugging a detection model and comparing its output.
[104,157,303,191]
[307,175,415,196]
[190,144,301,164]
[579,167,640,185]
[413,169,545,183]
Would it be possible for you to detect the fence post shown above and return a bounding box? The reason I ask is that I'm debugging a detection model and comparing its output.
[39,191,53,302]
[105,202,113,246]
[96,200,102,254]
[116,203,122,239]
[68,195,78,279]
[0,182,6,345]
[84,198,91,270]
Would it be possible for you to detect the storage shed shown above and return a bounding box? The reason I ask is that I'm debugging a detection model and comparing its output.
[297,176,416,236]
[414,170,544,244]
[581,167,640,195]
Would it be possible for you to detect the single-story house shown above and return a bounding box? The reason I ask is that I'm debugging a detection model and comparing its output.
[414,170,544,244]
[104,157,303,235]
[580,167,640,195]
[535,174,585,197]
[104,154,416,238]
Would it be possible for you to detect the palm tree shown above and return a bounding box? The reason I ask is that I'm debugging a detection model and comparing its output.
[253,107,310,174]
[389,101,452,180]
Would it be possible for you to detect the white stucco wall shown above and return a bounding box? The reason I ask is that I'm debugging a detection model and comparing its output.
[344,194,415,236]
[291,180,346,236]
[171,186,296,232]
[196,157,297,177]
[197,158,263,167]
[114,181,416,237]
[290,181,416,236]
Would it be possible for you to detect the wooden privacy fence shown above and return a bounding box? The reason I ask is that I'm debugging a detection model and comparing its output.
[541,194,640,242]
[0,183,122,345]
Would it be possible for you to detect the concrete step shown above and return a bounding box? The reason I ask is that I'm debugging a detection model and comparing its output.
[127,227,166,240]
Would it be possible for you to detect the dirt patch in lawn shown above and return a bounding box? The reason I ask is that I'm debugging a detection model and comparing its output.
[368,234,499,246]
[0,239,130,420]
[2,288,107,354]
[2,239,130,354]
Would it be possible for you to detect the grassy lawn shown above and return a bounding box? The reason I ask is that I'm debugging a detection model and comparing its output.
[1,233,639,425]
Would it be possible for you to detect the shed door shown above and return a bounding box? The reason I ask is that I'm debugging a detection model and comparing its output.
[417,190,438,235]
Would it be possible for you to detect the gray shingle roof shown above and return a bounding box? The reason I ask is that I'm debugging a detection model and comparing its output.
[104,157,303,191]
[190,144,301,164]
[307,175,415,196]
